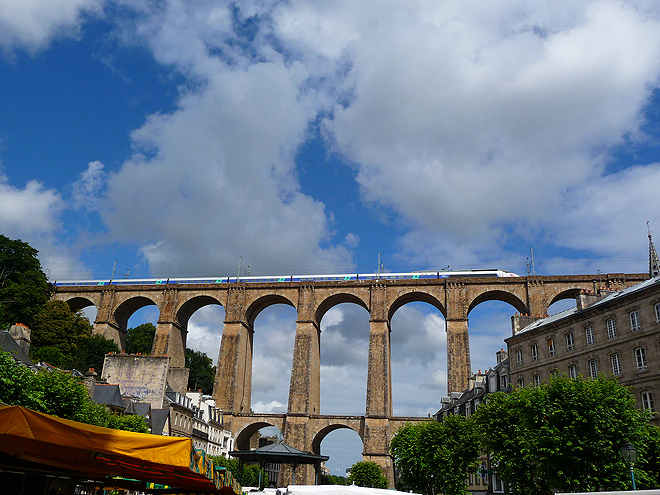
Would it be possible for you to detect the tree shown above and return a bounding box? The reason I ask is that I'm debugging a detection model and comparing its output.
[473,375,659,494]
[31,300,93,360]
[347,461,388,489]
[186,348,216,395]
[73,334,120,372]
[390,416,480,495]
[0,235,51,330]
[126,322,156,354]
[210,455,268,488]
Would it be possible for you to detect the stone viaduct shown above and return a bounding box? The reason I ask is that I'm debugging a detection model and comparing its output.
[53,272,647,485]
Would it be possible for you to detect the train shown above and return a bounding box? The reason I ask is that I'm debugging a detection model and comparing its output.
[52,269,519,287]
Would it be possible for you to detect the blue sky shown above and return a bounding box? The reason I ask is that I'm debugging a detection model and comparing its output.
[2,0,660,473]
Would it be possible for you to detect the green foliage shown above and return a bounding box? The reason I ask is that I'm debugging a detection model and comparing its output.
[473,375,658,494]
[186,348,216,395]
[0,235,51,330]
[31,301,93,359]
[347,461,389,489]
[73,334,120,372]
[390,416,480,495]
[319,474,349,485]
[0,349,149,433]
[31,345,68,367]
[210,455,268,488]
[126,322,156,354]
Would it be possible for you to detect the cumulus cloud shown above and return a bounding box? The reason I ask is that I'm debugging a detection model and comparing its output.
[0,0,102,54]
[70,161,105,210]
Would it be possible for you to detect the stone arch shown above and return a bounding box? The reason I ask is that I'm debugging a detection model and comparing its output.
[467,289,527,316]
[315,293,370,326]
[64,296,96,313]
[235,420,282,451]
[246,294,296,328]
[547,288,581,309]
[311,424,363,456]
[387,291,446,321]
[113,295,159,330]
[176,295,224,328]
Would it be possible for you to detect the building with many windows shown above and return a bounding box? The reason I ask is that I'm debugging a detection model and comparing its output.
[506,274,660,424]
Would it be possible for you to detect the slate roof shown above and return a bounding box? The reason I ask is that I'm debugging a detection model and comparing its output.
[125,401,151,418]
[150,409,171,435]
[0,331,36,369]
[515,274,660,336]
[93,383,126,410]
[230,441,329,463]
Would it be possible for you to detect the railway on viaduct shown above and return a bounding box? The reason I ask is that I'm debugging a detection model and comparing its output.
[53,271,647,485]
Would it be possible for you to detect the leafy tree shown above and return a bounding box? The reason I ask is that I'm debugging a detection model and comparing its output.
[347,461,388,489]
[473,375,659,494]
[73,334,120,372]
[31,300,93,359]
[186,348,216,395]
[0,348,43,410]
[390,416,480,495]
[319,474,349,485]
[210,455,268,488]
[126,322,156,354]
[0,235,51,330]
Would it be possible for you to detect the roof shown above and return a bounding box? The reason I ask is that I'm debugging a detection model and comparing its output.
[93,384,126,410]
[230,442,328,464]
[125,401,151,418]
[150,408,171,435]
[514,275,660,336]
[0,331,36,369]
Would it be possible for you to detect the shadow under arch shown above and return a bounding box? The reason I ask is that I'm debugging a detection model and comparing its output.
[235,421,283,451]
[315,293,369,327]
[64,296,95,313]
[114,296,159,330]
[246,295,296,328]
[467,290,527,316]
[176,295,224,328]
[388,291,446,321]
[311,424,363,457]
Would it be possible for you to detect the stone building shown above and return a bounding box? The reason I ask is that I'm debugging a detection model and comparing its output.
[506,274,660,424]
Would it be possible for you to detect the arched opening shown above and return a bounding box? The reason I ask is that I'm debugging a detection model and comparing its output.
[187,304,226,366]
[467,300,521,376]
[548,289,580,315]
[235,422,284,452]
[313,426,363,478]
[121,297,159,331]
[390,300,446,415]
[251,303,297,413]
[319,302,370,415]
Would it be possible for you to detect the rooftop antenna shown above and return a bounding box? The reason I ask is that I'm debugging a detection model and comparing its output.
[110,260,117,283]
[237,256,242,282]
[530,247,536,276]
[526,257,531,276]
[377,252,383,279]
[648,222,659,278]
[125,269,130,279]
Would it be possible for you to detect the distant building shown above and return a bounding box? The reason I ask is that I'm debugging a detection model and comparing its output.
[507,274,660,424]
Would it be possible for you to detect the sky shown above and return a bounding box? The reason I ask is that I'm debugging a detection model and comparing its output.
[2,0,660,474]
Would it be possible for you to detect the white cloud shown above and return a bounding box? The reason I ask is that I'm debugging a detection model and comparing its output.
[70,161,105,211]
[0,0,102,54]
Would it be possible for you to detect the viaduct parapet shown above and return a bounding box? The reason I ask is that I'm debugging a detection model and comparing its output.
[53,272,647,485]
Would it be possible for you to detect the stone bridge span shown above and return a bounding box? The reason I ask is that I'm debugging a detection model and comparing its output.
[52,272,647,485]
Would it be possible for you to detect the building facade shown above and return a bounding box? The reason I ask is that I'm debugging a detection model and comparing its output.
[506,275,660,424]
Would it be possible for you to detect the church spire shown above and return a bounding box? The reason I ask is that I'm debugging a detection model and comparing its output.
[649,222,660,278]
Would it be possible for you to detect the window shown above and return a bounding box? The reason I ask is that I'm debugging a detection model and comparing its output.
[565,332,574,351]
[548,338,556,356]
[635,347,648,371]
[630,311,641,332]
[500,374,508,389]
[611,353,622,376]
[531,343,539,361]
[517,377,525,388]
[515,349,523,366]
[655,302,660,323]
[585,325,594,345]
[533,374,541,387]
[642,391,655,412]
[589,359,598,379]
[607,318,617,338]
[550,368,558,378]
[568,364,577,379]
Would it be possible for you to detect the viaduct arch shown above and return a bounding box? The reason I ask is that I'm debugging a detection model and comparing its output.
[53,272,647,486]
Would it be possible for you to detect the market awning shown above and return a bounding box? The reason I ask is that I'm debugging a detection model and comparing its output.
[229,442,329,465]
[0,405,238,494]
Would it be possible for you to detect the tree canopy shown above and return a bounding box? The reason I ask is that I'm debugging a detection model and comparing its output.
[390,416,480,495]
[0,235,51,330]
[473,375,660,494]
[186,348,216,395]
[126,322,156,354]
[347,461,389,489]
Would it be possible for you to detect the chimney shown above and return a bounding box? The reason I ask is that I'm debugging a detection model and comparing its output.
[9,323,31,355]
